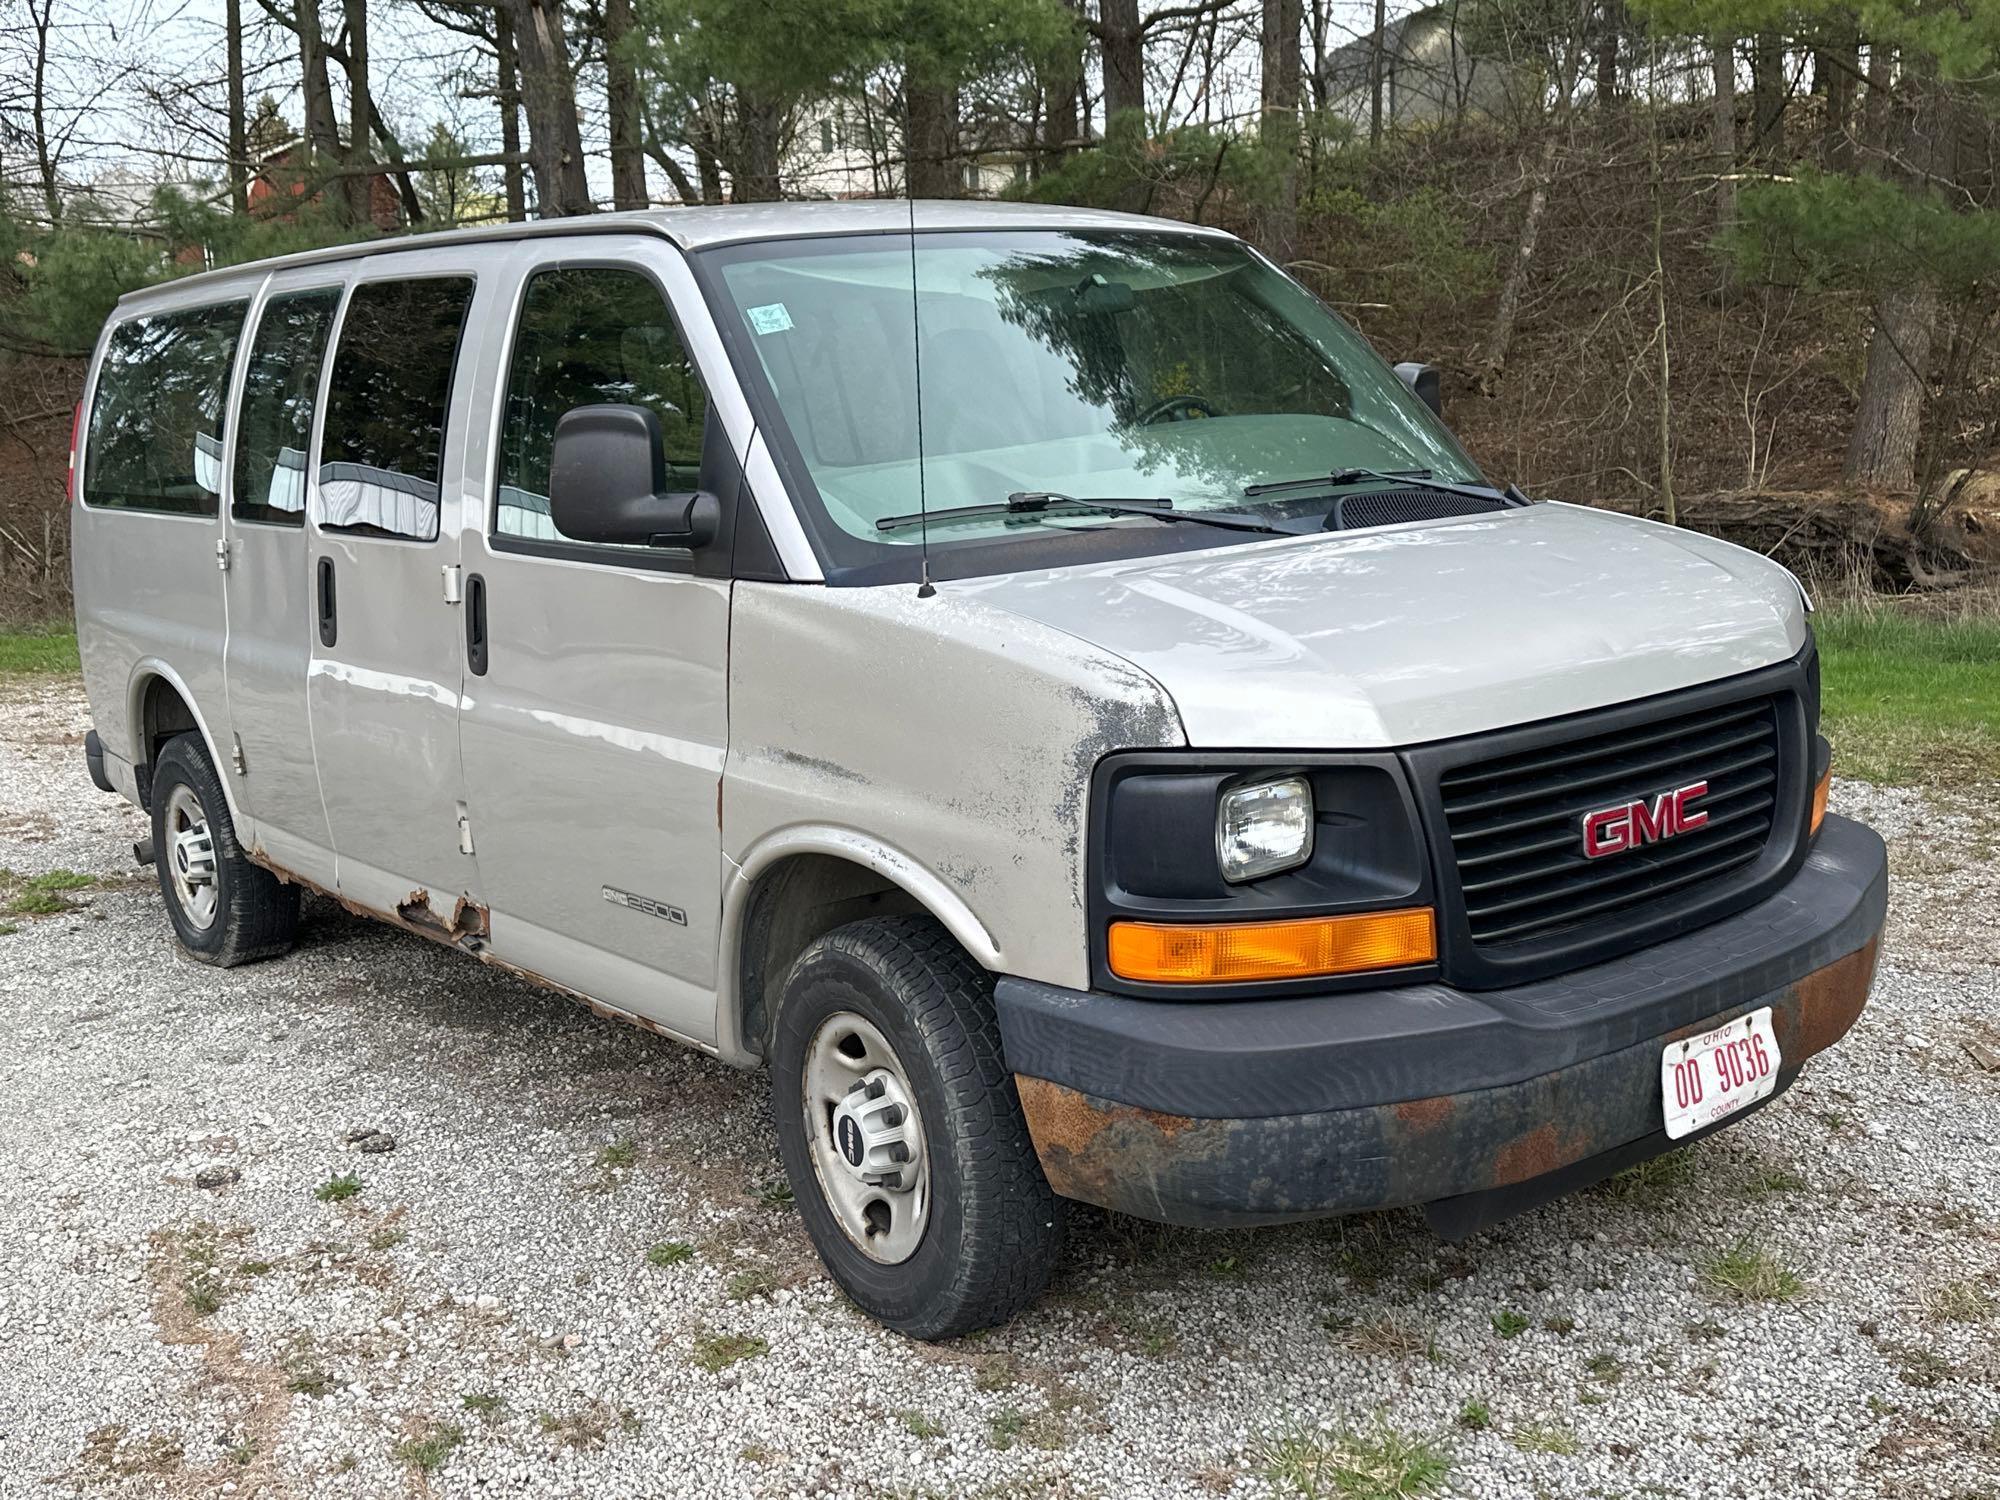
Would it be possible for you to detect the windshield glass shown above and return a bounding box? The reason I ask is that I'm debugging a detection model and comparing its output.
[704,229,1483,573]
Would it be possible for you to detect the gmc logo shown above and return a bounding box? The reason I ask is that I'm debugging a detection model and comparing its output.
[1581,781,1710,859]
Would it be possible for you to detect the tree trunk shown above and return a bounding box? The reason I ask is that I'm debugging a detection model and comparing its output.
[1816,26,1857,167]
[494,7,527,221]
[1596,0,1621,106]
[226,0,248,213]
[1861,43,1894,152]
[342,0,373,224]
[1368,0,1385,145]
[296,0,343,170]
[1477,133,1559,394]
[734,92,784,202]
[1099,0,1145,130]
[1711,35,1736,250]
[1750,32,1784,155]
[499,0,593,215]
[1260,0,1302,262]
[906,79,957,197]
[31,0,61,226]
[1844,285,1936,491]
[602,0,646,209]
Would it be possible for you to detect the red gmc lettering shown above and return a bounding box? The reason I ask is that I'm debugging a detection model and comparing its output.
[1581,781,1710,859]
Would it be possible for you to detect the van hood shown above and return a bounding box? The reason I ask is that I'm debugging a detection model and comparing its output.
[954,501,1809,749]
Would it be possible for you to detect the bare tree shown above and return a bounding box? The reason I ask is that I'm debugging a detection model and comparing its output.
[496,0,593,214]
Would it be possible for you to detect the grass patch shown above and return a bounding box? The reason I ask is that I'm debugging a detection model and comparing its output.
[1,868,101,917]
[1923,1279,1997,1324]
[367,1228,407,1251]
[460,1391,504,1420]
[1705,1239,1805,1302]
[752,1177,795,1209]
[1598,1147,1698,1210]
[1815,607,2000,787]
[1347,1315,1430,1359]
[285,1365,335,1397]
[1257,1419,1451,1499]
[0,626,79,675]
[899,1409,946,1439]
[1489,1309,1530,1340]
[725,1265,779,1302]
[595,1139,636,1171]
[314,1173,363,1203]
[645,1240,694,1267]
[390,1421,463,1474]
[690,1329,767,1373]
[1456,1400,1491,1432]
[1509,1423,1579,1456]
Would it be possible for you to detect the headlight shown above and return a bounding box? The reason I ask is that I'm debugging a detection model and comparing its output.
[1216,775,1314,882]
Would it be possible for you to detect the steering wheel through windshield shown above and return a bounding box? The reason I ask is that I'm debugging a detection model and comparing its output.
[1137,394,1219,425]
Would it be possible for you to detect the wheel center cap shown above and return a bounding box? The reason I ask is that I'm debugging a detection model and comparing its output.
[828,1068,919,1189]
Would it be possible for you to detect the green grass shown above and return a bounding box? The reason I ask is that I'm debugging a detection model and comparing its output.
[645,1240,694,1268]
[1257,1419,1452,1499]
[689,1329,767,1373]
[0,626,79,676]
[1489,1309,1530,1340]
[1815,607,2000,787]
[1509,1422,1579,1456]
[0,868,101,918]
[1704,1238,1805,1302]
[390,1421,463,1473]
[314,1173,363,1203]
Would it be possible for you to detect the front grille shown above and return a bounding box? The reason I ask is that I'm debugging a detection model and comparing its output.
[1438,694,1783,948]
[1327,490,1510,531]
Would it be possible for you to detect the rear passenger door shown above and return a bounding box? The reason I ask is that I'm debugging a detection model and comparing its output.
[220,275,344,883]
[455,241,733,1040]
[305,261,481,925]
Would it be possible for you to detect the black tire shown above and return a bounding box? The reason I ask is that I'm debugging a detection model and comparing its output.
[150,732,299,967]
[770,915,1064,1339]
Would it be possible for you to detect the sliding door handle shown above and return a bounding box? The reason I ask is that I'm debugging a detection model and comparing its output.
[465,572,488,676]
[316,556,337,647]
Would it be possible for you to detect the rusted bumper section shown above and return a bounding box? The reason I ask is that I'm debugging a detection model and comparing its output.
[1000,815,1887,1232]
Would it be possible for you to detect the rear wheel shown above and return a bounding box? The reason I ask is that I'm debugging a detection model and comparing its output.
[770,915,1063,1339]
[150,733,299,966]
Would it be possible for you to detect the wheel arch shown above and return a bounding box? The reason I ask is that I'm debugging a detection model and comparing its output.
[717,828,1002,1068]
[123,660,240,822]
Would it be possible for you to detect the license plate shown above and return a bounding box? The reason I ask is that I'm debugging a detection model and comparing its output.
[1661,1007,1781,1140]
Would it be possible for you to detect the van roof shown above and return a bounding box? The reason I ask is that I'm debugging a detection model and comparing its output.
[121,200,1239,304]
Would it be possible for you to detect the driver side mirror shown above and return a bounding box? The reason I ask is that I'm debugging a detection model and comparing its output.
[1394,362,1443,418]
[549,404,719,548]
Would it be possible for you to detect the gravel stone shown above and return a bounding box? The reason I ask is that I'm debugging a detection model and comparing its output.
[2,675,1993,1498]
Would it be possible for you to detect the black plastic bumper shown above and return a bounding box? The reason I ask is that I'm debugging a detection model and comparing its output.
[998,814,1887,1231]
[84,729,114,794]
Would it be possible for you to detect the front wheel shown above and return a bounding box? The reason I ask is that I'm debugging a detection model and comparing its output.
[150,732,299,967]
[770,915,1064,1339]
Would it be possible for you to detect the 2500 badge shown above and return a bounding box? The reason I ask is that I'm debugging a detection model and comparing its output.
[601,886,688,926]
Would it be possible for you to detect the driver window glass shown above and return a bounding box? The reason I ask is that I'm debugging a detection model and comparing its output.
[496,266,708,543]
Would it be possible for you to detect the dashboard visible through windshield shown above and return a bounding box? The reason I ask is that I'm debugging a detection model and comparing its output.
[700,228,1487,579]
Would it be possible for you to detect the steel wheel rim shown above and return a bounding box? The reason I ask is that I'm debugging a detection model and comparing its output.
[164,783,219,931]
[801,1011,930,1265]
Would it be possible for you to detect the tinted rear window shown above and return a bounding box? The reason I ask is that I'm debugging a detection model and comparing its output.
[84,301,248,516]
[317,277,476,541]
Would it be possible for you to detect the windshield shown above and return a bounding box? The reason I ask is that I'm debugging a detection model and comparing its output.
[703,229,1484,575]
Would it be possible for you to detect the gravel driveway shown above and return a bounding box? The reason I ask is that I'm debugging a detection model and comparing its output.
[2,673,1995,1500]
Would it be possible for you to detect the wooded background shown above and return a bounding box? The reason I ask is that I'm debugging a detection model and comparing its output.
[2,0,1997,617]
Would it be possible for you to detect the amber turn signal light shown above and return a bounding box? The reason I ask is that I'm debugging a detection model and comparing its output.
[1809,756,1831,838]
[1107,907,1437,984]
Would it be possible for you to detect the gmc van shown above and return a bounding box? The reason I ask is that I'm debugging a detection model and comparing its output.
[72,202,1887,1339]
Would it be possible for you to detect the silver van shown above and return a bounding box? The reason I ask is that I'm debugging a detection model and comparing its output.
[71,202,1887,1338]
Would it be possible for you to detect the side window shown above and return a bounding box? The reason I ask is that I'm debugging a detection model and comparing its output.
[232,288,341,526]
[316,277,476,541]
[495,267,709,544]
[83,301,247,516]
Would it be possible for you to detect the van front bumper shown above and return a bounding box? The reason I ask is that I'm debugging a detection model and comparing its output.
[995,814,1886,1237]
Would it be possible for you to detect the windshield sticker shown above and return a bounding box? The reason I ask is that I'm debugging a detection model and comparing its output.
[746,302,794,336]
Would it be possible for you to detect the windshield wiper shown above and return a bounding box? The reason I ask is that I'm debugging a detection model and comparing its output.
[1244,467,1522,507]
[875,491,1292,536]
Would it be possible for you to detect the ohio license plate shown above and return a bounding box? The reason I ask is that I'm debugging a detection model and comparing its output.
[1661,1008,1781,1140]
